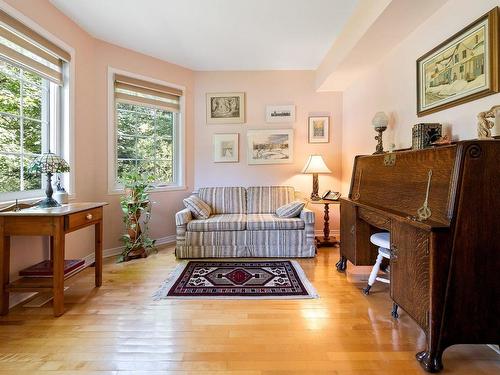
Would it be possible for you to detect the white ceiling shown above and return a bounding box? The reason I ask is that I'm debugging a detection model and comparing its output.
[49,0,359,71]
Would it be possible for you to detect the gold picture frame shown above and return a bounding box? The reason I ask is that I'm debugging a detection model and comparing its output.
[417,7,499,117]
[308,116,330,143]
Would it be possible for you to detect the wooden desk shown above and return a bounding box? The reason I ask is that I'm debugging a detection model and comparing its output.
[308,199,340,247]
[0,202,107,317]
[339,140,500,372]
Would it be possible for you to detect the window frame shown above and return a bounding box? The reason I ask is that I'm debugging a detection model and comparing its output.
[0,6,74,205]
[107,67,186,194]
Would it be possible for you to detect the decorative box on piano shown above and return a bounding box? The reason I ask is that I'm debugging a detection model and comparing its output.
[338,140,500,373]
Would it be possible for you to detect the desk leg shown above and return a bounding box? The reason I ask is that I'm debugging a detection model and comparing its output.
[0,221,10,315]
[52,220,65,317]
[95,220,103,287]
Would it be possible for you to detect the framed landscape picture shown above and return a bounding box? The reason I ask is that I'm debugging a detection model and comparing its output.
[247,129,293,165]
[308,116,329,143]
[417,7,499,117]
[206,92,245,124]
[213,133,239,163]
[265,105,295,123]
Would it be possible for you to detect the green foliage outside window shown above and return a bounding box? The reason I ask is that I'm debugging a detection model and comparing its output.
[116,102,175,186]
[0,61,45,193]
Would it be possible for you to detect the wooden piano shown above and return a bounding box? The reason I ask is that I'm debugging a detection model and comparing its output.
[338,139,500,373]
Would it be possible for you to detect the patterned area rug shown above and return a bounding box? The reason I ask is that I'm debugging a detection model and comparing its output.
[153,260,318,299]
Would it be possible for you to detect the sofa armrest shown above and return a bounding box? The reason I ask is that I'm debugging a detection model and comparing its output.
[175,208,192,226]
[300,208,315,224]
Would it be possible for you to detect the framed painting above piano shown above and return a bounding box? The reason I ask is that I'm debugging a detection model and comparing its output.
[338,140,500,373]
[417,7,499,117]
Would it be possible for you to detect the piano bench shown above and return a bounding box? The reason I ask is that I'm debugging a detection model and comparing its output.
[363,232,399,318]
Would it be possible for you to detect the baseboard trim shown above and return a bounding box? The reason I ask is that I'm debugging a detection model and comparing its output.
[8,234,177,310]
[315,229,340,237]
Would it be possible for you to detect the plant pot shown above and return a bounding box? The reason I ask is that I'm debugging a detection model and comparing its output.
[124,246,147,261]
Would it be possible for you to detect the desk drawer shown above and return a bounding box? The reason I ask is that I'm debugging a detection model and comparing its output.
[65,208,101,231]
[358,208,390,230]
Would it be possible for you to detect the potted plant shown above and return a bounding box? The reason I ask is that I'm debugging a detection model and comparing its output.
[119,169,156,262]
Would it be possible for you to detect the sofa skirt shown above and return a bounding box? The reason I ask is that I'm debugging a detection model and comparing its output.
[176,229,316,258]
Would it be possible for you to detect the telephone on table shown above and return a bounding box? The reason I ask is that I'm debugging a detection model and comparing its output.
[321,190,341,201]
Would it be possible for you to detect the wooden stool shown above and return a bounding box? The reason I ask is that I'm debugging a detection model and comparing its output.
[362,232,399,318]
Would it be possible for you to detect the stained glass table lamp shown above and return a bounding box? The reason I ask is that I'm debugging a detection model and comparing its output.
[28,152,70,208]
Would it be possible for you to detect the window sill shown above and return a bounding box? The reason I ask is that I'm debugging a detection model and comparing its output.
[107,185,187,196]
[0,193,77,209]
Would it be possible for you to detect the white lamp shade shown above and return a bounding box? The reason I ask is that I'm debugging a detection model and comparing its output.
[372,111,388,129]
[301,155,331,174]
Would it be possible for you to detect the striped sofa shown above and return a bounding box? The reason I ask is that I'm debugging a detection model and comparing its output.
[175,186,316,258]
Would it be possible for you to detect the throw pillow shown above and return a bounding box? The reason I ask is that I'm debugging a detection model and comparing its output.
[276,201,305,218]
[183,195,211,219]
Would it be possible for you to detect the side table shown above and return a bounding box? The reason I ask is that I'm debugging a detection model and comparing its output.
[0,202,107,317]
[308,199,340,248]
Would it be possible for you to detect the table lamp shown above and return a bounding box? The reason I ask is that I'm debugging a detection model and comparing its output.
[28,152,70,208]
[372,111,388,154]
[301,155,331,201]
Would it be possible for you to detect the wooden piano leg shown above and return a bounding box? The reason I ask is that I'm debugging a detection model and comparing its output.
[335,255,347,272]
[416,349,443,373]
[391,303,399,319]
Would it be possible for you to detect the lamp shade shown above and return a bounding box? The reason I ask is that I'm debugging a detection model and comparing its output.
[301,155,331,174]
[372,111,389,129]
[28,152,70,174]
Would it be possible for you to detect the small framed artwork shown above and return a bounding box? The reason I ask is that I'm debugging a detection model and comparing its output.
[417,7,499,117]
[213,133,239,163]
[265,105,295,123]
[247,129,293,165]
[308,116,330,143]
[206,92,245,124]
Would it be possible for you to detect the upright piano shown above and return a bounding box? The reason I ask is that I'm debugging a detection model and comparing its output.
[338,139,500,373]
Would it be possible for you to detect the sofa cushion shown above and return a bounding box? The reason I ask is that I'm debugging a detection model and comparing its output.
[276,201,305,218]
[247,186,296,213]
[187,214,247,232]
[198,187,247,214]
[183,195,211,219]
[246,214,305,230]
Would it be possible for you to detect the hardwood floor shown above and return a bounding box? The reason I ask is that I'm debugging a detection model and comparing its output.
[0,245,498,374]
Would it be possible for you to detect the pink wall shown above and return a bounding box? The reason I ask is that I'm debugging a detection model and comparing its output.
[341,0,500,193]
[2,0,100,288]
[92,40,195,249]
[1,0,195,303]
[194,71,343,231]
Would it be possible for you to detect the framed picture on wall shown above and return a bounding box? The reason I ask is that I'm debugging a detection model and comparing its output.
[206,92,245,124]
[213,133,239,163]
[417,7,499,117]
[265,105,295,123]
[246,129,293,165]
[308,116,329,143]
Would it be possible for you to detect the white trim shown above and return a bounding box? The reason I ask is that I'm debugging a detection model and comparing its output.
[152,259,319,300]
[83,234,177,264]
[106,185,187,196]
[0,1,76,200]
[106,66,186,195]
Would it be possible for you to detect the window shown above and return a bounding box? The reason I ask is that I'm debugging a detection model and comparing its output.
[111,73,183,191]
[0,9,70,201]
